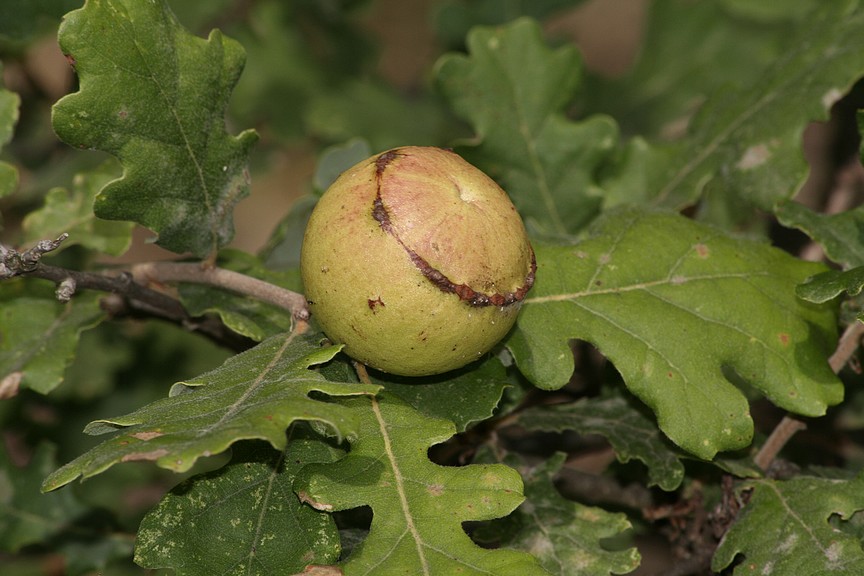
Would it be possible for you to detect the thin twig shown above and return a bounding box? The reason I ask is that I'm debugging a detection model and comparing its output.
[1,234,69,278]
[27,263,185,316]
[4,237,312,353]
[753,416,807,471]
[27,264,254,351]
[130,261,309,322]
[353,361,373,385]
[828,320,864,372]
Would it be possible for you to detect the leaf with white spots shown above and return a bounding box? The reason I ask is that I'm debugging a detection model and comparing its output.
[53,0,258,258]
[135,435,343,575]
[776,112,864,270]
[712,474,864,575]
[605,0,864,212]
[507,209,842,459]
[480,453,640,576]
[41,332,380,491]
[295,393,550,575]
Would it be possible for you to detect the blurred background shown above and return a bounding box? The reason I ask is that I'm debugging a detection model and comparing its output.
[2,1,862,574]
[0,0,649,258]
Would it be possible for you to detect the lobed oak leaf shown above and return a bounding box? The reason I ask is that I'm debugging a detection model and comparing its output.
[295,393,549,575]
[436,17,617,240]
[41,332,380,491]
[136,435,342,575]
[53,0,257,258]
[712,474,864,574]
[508,209,842,459]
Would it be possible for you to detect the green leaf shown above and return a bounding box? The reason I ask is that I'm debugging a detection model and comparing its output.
[314,347,514,436]
[21,161,133,256]
[436,17,617,240]
[712,474,864,574]
[796,267,864,304]
[41,332,381,491]
[305,79,457,151]
[0,282,105,395]
[777,188,864,269]
[518,392,685,491]
[295,393,549,575]
[179,282,295,342]
[581,0,800,139]
[0,62,20,199]
[501,453,640,576]
[53,0,258,258]
[508,209,842,459]
[0,442,88,552]
[631,0,864,211]
[377,356,511,433]
[136,434,342,575]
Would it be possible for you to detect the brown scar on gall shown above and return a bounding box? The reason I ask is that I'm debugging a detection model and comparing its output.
[368,296,385,312]
[372,149,536,308]
[375,149,402,176]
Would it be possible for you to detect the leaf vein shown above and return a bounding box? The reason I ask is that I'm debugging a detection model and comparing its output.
[525,271,771,304]
[371,396,429,575]
[201,332,295,434]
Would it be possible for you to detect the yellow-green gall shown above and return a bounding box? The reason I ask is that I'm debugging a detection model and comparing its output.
[300,146,535,376]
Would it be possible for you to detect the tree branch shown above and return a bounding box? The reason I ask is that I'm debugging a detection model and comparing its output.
[130,261,309,322]
[26,263,186,316]
[753,416,807,472]
[828,319,864,373]
[25,263,255,351]
[2,235,308,350]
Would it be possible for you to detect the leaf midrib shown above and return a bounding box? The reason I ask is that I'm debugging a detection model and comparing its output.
[524,271,770,304]
[114,4,217,253]
[486,29,568,237]
[201,332,295,434]
[371,396,430,576]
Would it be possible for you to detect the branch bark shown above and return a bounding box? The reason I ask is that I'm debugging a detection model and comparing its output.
[2,236,309,350]
[25,263,255,351]
[130,261,309,322]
